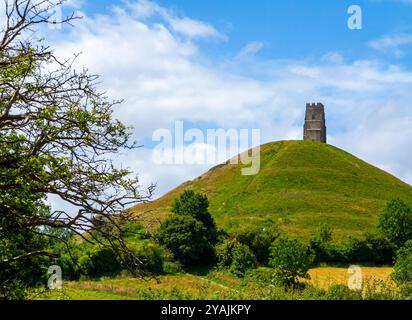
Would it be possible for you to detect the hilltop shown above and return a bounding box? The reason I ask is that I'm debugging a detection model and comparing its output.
[129,140,412,240]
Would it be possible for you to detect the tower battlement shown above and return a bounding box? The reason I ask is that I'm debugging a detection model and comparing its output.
[303,102,327,143]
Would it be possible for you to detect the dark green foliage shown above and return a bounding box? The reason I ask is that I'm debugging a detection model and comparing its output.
[324,284,362,300]
[230,243,257,277]
[378,199,412,248]
[310,222,396,265]
[310,223,334,264]
[171,190,217,243]
[392,240,412,298]
[155,215,213,266]
[344,234,395,264]
[0,230,50,300]
[216,239,257,277]
[235,225,279,263]
[78,247,122,278]
[269,238,315,288]
[215,239,236,268]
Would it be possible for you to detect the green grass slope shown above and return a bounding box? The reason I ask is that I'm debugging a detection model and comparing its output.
[129,140,412,240]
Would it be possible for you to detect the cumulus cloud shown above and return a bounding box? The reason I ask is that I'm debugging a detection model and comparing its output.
[38,0,412,200]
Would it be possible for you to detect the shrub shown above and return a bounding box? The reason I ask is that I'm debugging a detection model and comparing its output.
[392,240,412,298]
[269,238,315,288]
[230,243,257,277]
[78,246,122,278]
[235,225,279,263]
[163,261,184,275]
[216,239,236,268]
[324,284,362,300]
[311,233,395,265]
[378,199,412,248]
[310,223,334,263]
[133,241,164,274]
[216,239,257,277]
[171,190,217,243]
[344,234,395,265]
[155,215,213,266]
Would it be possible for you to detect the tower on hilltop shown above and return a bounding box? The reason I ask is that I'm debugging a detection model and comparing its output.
[303,102,327,143]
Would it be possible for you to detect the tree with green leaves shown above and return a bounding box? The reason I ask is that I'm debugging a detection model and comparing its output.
[378,199,412,248]
[0,0,153,299]
[269,237,315,288]
[171,190,217,243]
[155,215,212,266]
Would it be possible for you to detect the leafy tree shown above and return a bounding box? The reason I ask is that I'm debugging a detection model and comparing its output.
[0,0,153,298]
[392,240,412,298]
[171,190,217,243]
[378,199,412,248]
[269,238,315,288]
[155,216,212,266]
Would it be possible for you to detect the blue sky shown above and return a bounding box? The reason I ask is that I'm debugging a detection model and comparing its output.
[45,0,412,201]
[78,0,412,65]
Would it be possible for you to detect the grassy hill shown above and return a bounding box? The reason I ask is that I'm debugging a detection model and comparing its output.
[129,140,412,240]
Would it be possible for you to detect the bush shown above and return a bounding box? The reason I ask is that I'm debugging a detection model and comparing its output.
[235,225,279,263]
[171,190,217,243]
[311,233,395,265]
[392,240,412,298]
[163,261,184,275]
[324,284,362,300]
[78,246,122,278]
[155,215,213,266]
[378,199,412,248]
[344,234,396,265]
[216,239,257,277]
[269,238,315,288]
[216,239,236,268]
[133,241,165,275]
[230,243,257,277]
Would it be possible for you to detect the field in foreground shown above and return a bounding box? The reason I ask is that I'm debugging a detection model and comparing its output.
[31,267,394,300]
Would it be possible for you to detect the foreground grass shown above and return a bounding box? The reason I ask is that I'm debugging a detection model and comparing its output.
[32,266,396,300]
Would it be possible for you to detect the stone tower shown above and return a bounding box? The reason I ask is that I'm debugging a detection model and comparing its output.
[303,102,327,143]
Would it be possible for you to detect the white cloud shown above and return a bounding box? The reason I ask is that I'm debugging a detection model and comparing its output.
[169,17,223,39]
[236,41,264,59]
[40,0,412,203]
[127,0,223,39]
[368,33,412,57]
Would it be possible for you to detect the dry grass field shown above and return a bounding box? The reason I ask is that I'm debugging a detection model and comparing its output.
[32,266,395,300]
